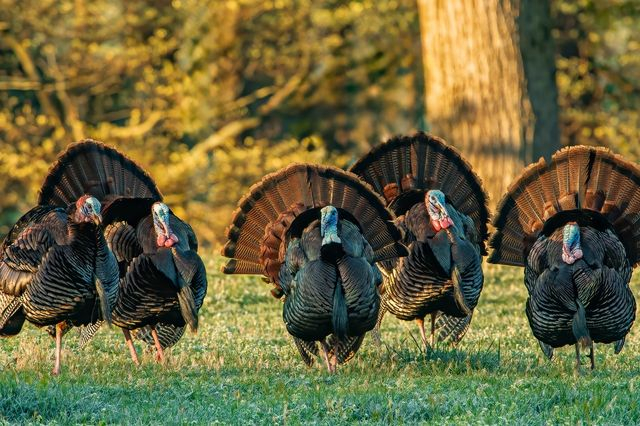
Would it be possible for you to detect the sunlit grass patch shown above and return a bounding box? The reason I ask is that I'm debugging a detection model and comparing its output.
[1,254,639,424]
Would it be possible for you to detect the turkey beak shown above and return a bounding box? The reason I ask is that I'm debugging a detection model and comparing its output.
[92,213,103,226]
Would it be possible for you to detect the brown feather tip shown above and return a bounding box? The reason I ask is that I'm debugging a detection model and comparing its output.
[221,259,237,274]
[221,241,237,258]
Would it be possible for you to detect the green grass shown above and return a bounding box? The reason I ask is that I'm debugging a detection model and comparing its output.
[1,254,640,425]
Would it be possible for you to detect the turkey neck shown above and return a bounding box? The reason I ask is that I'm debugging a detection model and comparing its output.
[320,222,345,264]
[136,214,186,253]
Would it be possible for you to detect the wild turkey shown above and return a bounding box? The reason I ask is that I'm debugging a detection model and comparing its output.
[222,164,407,372]
[489,146,638,370]
[105,203,206,363]
[36,140,207,363]
[0,196,119,375]
[349,132,489,346]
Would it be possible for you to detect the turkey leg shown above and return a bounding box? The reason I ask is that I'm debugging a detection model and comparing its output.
[430,312,437,347]
[150,325,165,363]
[589,343,595,370]
[122,329,140,365]
[416,318,428,351]
[52,323,63,375]
[319,340,335,373]
[574,343,582,373]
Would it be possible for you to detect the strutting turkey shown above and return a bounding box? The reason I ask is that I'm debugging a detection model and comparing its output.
[0,194,119,375]
[349,132,489,347]
[36,140,207,364]
[222,164,407,372]
[489,146,638,370]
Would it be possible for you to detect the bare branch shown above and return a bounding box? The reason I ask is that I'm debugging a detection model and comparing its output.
[45,49,84,141]
[109,111,163,138]
[191,117,261,156]
[0,78,41,91]
[2,35,62,129]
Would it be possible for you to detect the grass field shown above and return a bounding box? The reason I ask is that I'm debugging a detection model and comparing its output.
[1,254,639,425]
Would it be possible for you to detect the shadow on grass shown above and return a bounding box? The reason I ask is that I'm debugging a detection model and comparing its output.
[374,333,502,374]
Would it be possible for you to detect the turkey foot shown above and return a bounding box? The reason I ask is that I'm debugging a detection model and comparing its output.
[52,323,63,375]
[122,329,140,365]
[151,326,165,363]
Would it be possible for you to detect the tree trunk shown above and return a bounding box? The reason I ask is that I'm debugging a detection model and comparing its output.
[417,0,558,202]
[518,0,560,162]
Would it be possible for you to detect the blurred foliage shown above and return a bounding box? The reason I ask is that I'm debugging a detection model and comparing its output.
[0,0,421,242]
[0,0,638,244]
[553,0,640,158]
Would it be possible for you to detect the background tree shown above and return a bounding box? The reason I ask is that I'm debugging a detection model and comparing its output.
[519,0,561,162]
[0,0,638,244]
[416,0,560,201]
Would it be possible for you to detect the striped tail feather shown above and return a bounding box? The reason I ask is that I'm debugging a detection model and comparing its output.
[490,145,640,267]
[327,334,366,364]
[0,293,25,335]
[221,163,407,286]
[349,132,490,253]
[135,324,186,350]
[78,321,104,348]
[293,337,320,367]
[434,313,473,344]
[37,139,162,207]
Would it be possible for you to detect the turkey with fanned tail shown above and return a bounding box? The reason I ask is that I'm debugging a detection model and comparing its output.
[0,195,119,375]
[222,164,407,372]
[36,139,207,364]
[349,132,489,347]
[489,146,638,370]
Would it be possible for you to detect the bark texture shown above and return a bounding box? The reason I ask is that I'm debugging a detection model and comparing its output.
[417,0,559,202]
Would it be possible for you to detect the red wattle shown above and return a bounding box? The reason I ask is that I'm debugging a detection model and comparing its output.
[432,220,442,232]
[157,235,167,247]
[439,217,453,229]
[162,233,179,247]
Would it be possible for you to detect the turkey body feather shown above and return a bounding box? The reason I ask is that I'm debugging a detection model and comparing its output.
[222,163,406,371]
[109,216,207,332]
[349,133,488,345]
[100,213,206,361]
[0,207,118,332]
[33,139,206,359]
[22,221,119,328]
[524,226,635,351]
[280,220,381,342]
[490,145,639,369]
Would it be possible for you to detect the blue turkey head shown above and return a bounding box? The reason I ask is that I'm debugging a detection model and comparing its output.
[320,205,341,246]
[75,195,102,225]
[562,222,583,265]
[152,202,179,248]
[425,190,453,232]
